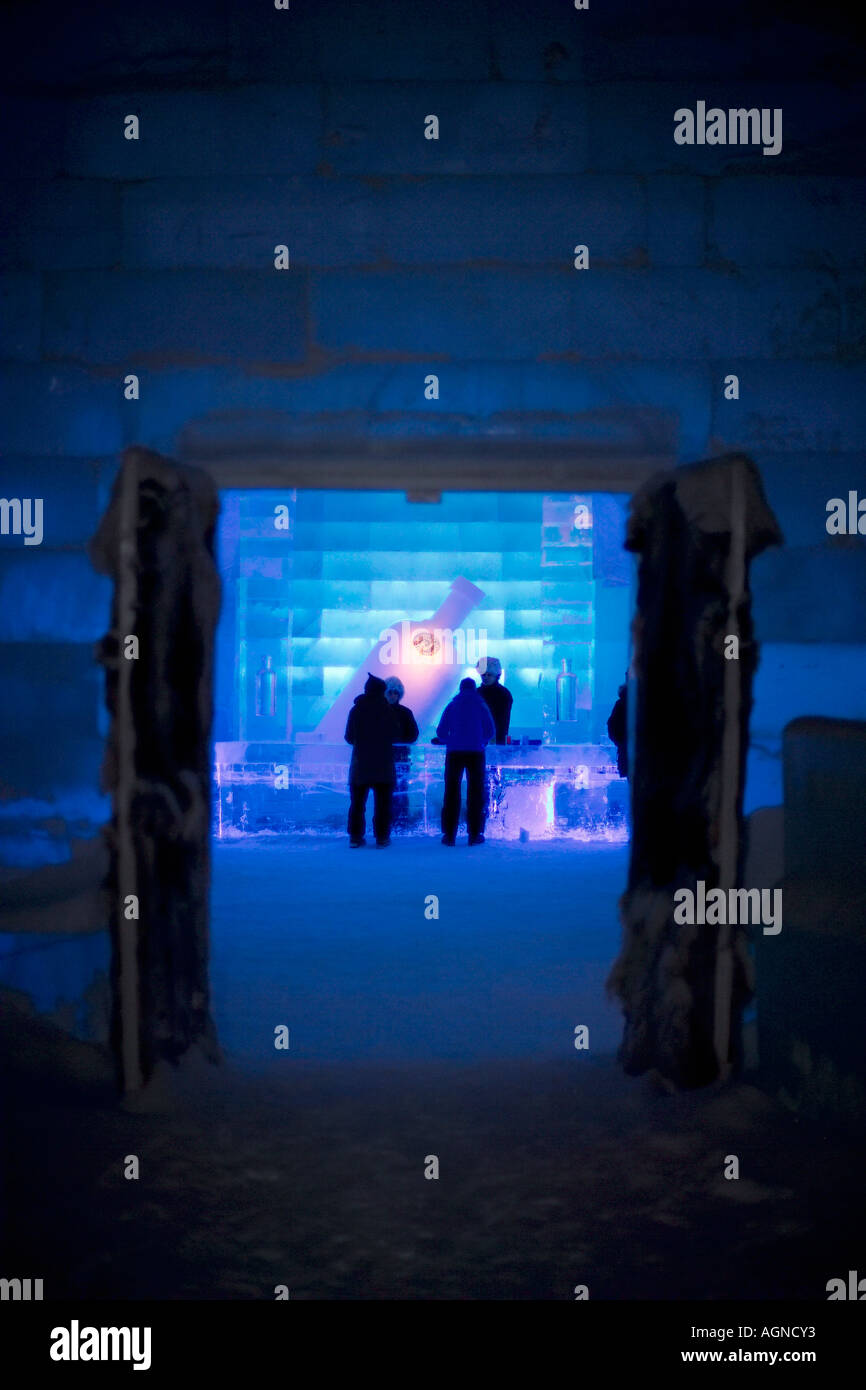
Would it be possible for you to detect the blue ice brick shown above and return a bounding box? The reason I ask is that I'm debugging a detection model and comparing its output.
[43,270,306,366]
[0,643,103,744]
[841,277,866,359]
[3,0,228,87]
[501,645,545,669]
[290,610,322,639]
[320,610,408,637]
[291,551,324,579]
[305,637,375,663]
[65,87,321,180]
[489,0,587,82]
[713,177,866,271]
[0,367,123,458]
[369,581,451,611]
[320,490,403,520]
[367,521,462,550]
[502,552,544,580]
[751,452,866,548]
[340,175,643,267]
[290,674,324,699]
[294,492,326,523]
[504,610,547,638]
[324,82,587,175]
[0,459,101,547]
[647,176,705,267]
[481,583,543,607]
[440,493,506,522]
[752,547,866,644]
[0,555,110,642]
[117,175,641,270]
[586,80,861,175]
[312,268,576,359]
[752,643,866,739]
[539,580,594,602]
[239,575,290,602]
[0,97,67,180]
[457,521,533,551]
[290,580,370,608]
[584,269,839,359]
[0,274,42,361]
[313,265,838,360]
[582,29,745,84]
[322,667,358,699]
[323,550,502,581]
[295,522,372,550]
[228,0,489,83]
[122,180,305,271]
[0,181,121,271]
[713,362,866,453]
[470,612,505,642]
[497,494,544,522]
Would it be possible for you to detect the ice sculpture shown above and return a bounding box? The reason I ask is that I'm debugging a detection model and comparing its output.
[313,576,486,739]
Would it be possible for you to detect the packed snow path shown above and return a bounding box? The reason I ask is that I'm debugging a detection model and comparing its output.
[209,837,628,1065]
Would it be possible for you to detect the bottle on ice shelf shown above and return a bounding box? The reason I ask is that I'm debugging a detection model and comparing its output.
[254,654,277,718]
[314,576,486,741]
[555,657,579,723]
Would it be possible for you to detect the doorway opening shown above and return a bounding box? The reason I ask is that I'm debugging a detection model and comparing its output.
[206,484,634,1066]
[212,487,634,844]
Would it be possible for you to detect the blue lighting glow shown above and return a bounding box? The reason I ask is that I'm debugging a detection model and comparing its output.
[215,488,632,744]
[212,488,633,840]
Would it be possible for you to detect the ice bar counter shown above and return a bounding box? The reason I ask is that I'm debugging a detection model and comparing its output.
[214,741,628,841]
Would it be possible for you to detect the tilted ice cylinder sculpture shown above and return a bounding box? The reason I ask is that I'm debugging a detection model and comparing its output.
[314,576,486,740]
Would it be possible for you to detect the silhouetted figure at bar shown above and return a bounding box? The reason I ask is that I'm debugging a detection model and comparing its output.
[345,673,395,847]
[607,677,629,778]
[437,677,496,846]
[385,676,419,830]
[476,655,513,744]
[477,655,512,825]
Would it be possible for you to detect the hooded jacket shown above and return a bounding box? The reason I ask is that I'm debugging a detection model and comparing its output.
[479,680,513,744]
[436,687,496,753]
[607,684,628,777]
[391,701,419,767]
[345,675,398,785]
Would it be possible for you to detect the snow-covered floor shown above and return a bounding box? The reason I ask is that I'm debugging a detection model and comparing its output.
[3,834,864,1301]
[210,836,628,1065]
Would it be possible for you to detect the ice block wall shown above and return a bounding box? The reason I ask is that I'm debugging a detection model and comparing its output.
[215,489,632,742]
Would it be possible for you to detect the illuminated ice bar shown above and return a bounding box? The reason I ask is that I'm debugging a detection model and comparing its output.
[213,488,633,840]
[214,741,628,841]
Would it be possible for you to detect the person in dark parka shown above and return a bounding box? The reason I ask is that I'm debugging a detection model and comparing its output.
[607,677,629,778]
[436,677,496,845]
[476,655,513,744]
[385,676,419,830]
[344,673,397,846]
[476,655,513,825]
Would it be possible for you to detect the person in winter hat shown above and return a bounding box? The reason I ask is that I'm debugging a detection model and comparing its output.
[435,676,496,846]
[475,655,513,825]
[344,673,396,846]
[476,655,513,745]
